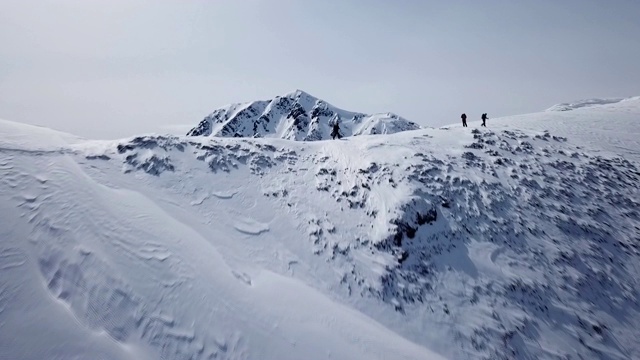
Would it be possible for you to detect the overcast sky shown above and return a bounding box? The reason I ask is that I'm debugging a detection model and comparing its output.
[1,0,639,139]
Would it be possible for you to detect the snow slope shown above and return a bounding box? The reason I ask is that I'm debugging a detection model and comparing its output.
[489,97,640,163]
[545,96,640,112]
[0,122,444,360]
[1,96,639,360]
[186,90,421,140]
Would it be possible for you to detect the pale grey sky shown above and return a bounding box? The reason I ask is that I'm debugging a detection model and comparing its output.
[1,0,639,139]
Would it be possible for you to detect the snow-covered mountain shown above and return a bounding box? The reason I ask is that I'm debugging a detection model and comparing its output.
[186,89,421,140]
[1,96,639,360]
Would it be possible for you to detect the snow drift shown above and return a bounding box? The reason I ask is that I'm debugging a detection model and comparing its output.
[545,96,640,112]
[1,96,640,360]
[186,90,421,140]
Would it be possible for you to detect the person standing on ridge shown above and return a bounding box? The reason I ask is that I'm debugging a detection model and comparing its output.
[461,113,467,127]
[331,121,342,139]
[481,113,488,127]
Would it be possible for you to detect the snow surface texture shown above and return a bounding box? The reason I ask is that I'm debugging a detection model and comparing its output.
[1,97,640,360]
[545,96,640,112]
[186,89,421,140]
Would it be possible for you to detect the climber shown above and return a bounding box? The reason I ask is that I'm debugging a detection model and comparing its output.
[481,113,488,127]
[461,113,467,127]
[331,121,342,140]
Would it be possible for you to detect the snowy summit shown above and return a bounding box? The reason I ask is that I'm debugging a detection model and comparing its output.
[0,95,639,360]
[186,89,421,140]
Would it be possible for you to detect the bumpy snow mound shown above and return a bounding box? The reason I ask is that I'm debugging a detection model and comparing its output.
[545,97,638,111]
[186,89,421,140]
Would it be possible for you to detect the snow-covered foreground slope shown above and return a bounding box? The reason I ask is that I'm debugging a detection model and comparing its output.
[186,89,420,140]
[0,121,444,359]
[1,97,639,360]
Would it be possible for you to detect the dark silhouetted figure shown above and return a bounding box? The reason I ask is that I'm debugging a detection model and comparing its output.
[461,113,467,127]
[481,113,488,127]
[331,122,342,139]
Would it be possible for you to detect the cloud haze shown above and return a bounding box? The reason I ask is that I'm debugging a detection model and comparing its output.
[1,0,639,139]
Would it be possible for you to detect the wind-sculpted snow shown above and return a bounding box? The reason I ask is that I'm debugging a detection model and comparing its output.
[1,101,640,360]
[2,136,442,360]
[186,89,421,140]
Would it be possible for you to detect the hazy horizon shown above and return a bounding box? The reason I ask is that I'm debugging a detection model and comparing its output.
[2,0,639,139]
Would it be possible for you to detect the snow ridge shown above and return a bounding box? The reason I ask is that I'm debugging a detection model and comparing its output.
[186,89,421,140]
[545,96,640,112]
[2,98,640,360]
[90,129,640,359]
[104,125,640,359]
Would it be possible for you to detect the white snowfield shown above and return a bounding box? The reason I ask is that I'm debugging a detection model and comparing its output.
[1,97,639,360]
[545,96,640,112]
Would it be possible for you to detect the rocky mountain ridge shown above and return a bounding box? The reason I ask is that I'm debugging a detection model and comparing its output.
[186,90,421,140]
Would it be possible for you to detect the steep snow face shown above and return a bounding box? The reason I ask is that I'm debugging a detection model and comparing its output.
[1,97,640,360]
[186,90,421,140]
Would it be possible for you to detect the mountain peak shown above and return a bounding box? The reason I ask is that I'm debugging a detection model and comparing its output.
[186,91,421,140]
[284,89,316,99]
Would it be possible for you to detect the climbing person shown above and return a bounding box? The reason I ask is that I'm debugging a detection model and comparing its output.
[331,121,342,140]
[461,113,467,127]
[481,113,488,127]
